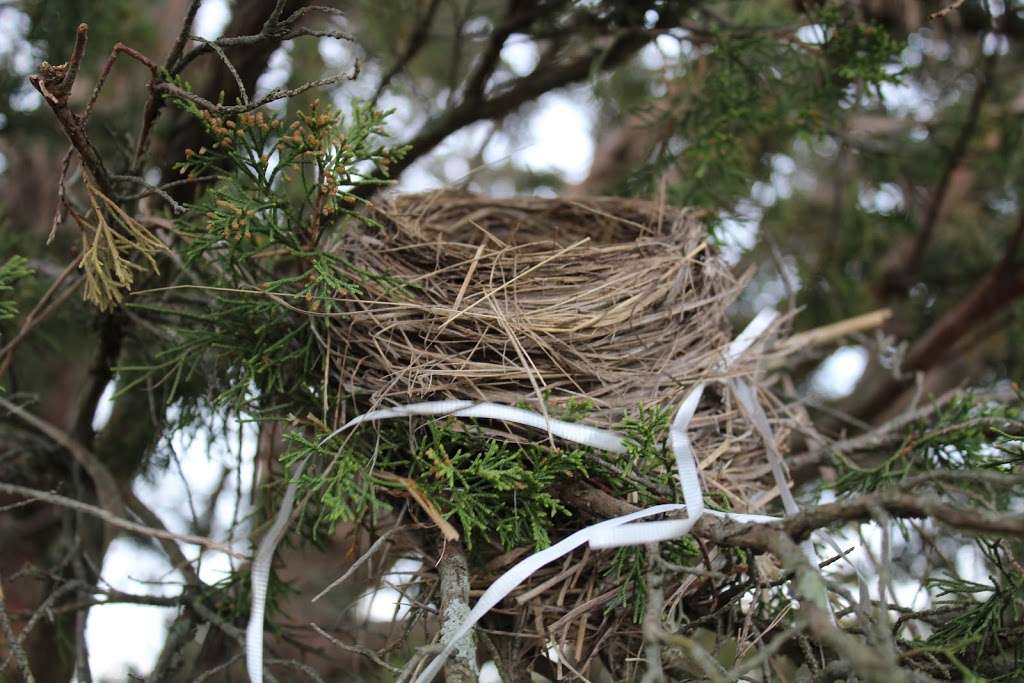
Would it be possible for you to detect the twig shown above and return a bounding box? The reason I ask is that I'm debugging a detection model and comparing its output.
[312,525,402,602]
[361,16,670,195]
[29,24,112,192]
[309,623,401,674]
[377,472,460,542]
[898,468,1024,490]
[641,545,666,683]
[0,575,36,683]
[726,621,806,681]
[193,654,244,683]
[171,4,355,75]
[765,532,913,683]
[782,491,1024,540]
[0,481,243,558]
[770,308,892,365]
[461,0,540,104]
[110,174,187,214]
[0,396,125,518]
[147,612,196,683]
[190,37,251,104]
[881,52,997,296]
[165,0,204,72]
[437,541,478,683]
[370,0,443,107]
[154,65,360,115]
[930,0,967,20]
[124,489,205,586]
[0,255,83,378]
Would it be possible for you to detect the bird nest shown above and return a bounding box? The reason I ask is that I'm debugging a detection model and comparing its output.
[318,191,791,678]
[331,191,752,425]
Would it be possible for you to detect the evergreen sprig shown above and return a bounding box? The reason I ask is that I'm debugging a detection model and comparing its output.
[832,394,1024,498]
[918,540,1024,680]
[0,254,33,323]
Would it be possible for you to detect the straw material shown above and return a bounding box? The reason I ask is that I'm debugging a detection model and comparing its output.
[330,191,747,426]
[317,191,791,679]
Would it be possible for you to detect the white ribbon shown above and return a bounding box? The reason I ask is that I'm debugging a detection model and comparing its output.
[244,307,819,683]
[319,400,628,454]
[246,458,307,683]
[588,307,778,549]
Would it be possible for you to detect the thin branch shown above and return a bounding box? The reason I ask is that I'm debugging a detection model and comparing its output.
[780,491,1024,540]
[370,0,443,107]
[0,575,36,683]
[154,64,360,115]
[309,623,401,674]
[124,489,205,585]
[189,37,251,105]
[110,174,187,214]
[312,525,402,602]
[764,532,913,683]
[437,541,478,683]
[172,4,354,75]
[461,0,540,104]
[367,22,661,193]
[0,397,125,518]
[0,255,83,378]
[790,385,1020,474]
[29,24,112,192]
[165,0,204,71]
[847,259,1024,422]
[0,481,244,558]
[930,0,967,20]
[880,52,997,297]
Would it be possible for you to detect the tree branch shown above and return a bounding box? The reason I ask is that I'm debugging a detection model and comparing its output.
[0,481,242,558]
[845,257,1024,422]
[879,52,997,298]
[28,24,112,193]
[370,0,444,108]
[0,397,125,519]
[373,21,663,191]
[437,541,478,683]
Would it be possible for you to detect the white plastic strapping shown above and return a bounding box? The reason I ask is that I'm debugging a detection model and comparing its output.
[246,457,307,683]
[244,307,818,683]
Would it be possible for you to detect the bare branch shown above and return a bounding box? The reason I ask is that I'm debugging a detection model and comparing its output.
[1,396,125,518]
[0,481,244,558]
[165,0,204,71]
[461,0,541,104]
[373,23,660,191]
[437,541,478,683]
[370,0,443,107]
[29,24,112,192]
[880,53,997,298]
[0,575,36,683]
[154,65,360,115]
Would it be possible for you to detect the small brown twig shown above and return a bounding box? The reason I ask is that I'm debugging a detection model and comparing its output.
[0,481,244,559]
[0,254,83,378]
[29,24,112,193]
[309,623,402,674]
[0,396,125,519]
[171,3,355,76]
[0,575,36,683]
[153,64,361,116]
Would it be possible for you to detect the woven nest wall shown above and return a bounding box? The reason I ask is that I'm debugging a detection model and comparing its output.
[332,191,749,426]
[322,191,791,677]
